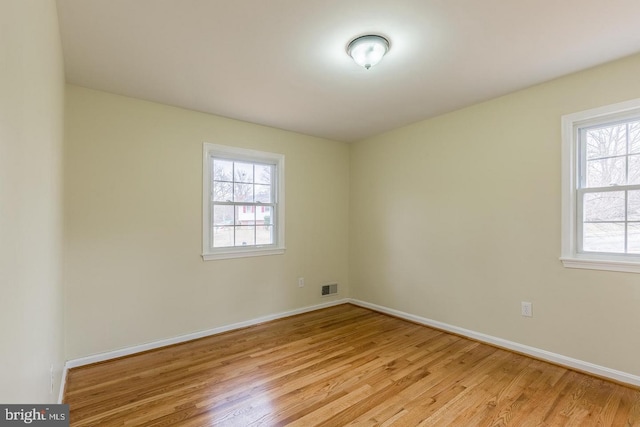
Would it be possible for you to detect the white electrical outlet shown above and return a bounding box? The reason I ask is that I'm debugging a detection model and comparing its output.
[298,277,305,287]
[521,301,532,317]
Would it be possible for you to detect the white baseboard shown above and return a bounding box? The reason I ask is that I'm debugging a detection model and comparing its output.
[63,298,348,371]
[57,364,68,404]
[348,298,640,388]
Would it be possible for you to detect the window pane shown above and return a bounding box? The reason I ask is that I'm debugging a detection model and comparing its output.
[628,155,640,185]
[585,124,626,160]
[213,159,233,181]
[628,223,640,254]
[257,225,274,245]
[235,226,255,246]
[629,121,640,154]
[213,226,234,248]
[255,164,272,184]
[213,182,233,202]
[213,205,233,226]
[234,183,253,202]
[586,157,626,187]
[236,206,255,225]
[583,191,625,222]
[255,184,271,203]
[628,191,640,221]
[257,206,273,226]
[234,162,253,183]
[583,223,625,253]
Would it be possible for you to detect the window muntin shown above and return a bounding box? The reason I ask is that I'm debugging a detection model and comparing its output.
[203,143,284,260]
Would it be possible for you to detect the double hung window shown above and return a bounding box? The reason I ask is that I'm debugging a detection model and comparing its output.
[561,99,640,272]
[202,143,285,260]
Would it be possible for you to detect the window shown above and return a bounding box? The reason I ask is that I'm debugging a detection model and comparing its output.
[202,143,285,260]
[561,98,640,273]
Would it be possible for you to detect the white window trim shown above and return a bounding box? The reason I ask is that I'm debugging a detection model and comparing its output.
[202,143,285,261]
[561,97,640,273]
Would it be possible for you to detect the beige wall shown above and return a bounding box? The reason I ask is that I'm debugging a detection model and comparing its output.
[64,86,349,359]
[350,53,640,376]
[0,0,65,402]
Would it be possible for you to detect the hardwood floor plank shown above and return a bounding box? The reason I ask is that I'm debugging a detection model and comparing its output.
[345,342,499,426]
[64,304,640,426]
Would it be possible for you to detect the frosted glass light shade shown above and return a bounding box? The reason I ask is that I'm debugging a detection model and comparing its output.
[347,35,390,69]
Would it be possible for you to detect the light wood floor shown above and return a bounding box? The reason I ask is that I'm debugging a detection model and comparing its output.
[64,304,640,426]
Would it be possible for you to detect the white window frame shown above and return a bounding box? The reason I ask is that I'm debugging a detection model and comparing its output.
[202,143,285,261]
[561,98,640,273]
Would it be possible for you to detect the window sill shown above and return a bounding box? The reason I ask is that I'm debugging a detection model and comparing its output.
[202,247,285,261]
[560,256,640,274]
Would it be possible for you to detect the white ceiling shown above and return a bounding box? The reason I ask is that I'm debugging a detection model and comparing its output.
[56,0,640,142]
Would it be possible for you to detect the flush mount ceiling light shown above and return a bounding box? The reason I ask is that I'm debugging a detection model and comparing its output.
[347,35,390,70]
